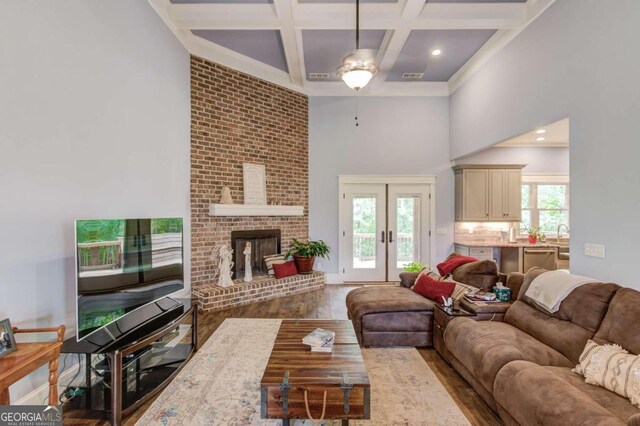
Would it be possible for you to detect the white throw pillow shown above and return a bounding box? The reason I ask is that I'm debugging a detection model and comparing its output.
[574,339,640,408]
[264,254,286,276]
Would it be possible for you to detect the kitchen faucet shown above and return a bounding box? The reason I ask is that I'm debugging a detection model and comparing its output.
[557,224,569,238]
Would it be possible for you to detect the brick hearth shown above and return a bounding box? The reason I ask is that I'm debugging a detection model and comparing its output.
[193,272,325,312]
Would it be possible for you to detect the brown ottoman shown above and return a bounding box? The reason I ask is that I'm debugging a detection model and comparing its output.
[346,286,435,347]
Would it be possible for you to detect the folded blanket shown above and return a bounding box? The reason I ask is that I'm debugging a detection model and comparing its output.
[437,256,478,276]
[525,270,596,313]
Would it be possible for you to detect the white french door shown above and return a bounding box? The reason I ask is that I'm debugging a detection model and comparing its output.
[342,184,387,282]
[339,177,434,282]
[388,185,431,279]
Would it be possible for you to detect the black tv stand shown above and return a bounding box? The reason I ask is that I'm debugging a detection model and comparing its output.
[61,298,197,426]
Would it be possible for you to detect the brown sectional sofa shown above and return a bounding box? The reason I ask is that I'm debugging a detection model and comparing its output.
[445,267,640,426]
[346,260,503,347]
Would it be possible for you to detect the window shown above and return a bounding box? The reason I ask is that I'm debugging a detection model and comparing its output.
[521,176,569,235]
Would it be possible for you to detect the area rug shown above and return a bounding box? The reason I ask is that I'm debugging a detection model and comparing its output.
[136,319,470,426]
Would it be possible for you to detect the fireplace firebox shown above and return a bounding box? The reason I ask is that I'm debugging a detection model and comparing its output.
[231,230,281,279]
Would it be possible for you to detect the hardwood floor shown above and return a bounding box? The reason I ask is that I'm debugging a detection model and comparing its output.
[63,285,502,426]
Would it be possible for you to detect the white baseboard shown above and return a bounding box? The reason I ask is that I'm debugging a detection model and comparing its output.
[324,273,344,284]
[15,355,83,405]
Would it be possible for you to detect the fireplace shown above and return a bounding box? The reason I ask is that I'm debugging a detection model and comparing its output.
[231,229,281,279]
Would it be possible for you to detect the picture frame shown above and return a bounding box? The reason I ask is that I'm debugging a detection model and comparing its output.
[0,318,17,358]
[243,163,267,205]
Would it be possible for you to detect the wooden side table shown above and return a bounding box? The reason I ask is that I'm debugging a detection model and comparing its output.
[0,325,66,405]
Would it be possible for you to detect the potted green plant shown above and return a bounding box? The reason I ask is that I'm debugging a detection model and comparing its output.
[285,239,331,274]
[402,262,426,272]
[526,226,541,244]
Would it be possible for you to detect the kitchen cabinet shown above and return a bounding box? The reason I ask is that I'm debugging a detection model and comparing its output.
[454,244,497,262]
[453,165,524,222]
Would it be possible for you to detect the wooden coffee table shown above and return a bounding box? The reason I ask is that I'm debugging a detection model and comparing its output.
[260,320,370,425]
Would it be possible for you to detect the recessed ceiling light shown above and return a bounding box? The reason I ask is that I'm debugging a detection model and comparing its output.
[536,129,546,134]
[431,49,442,56]
[536,137,545,141]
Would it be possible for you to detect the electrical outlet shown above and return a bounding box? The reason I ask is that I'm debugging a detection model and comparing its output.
[584,243,605,259]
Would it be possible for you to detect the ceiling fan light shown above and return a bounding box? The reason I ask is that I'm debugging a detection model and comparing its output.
[341,69,374,91]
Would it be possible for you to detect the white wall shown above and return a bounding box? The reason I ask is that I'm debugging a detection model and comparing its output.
[449,0,640,288]
[455,147,569,175]
[309,97,452,276]
[0,1,190,400]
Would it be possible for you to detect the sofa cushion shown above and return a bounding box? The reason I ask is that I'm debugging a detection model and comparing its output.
[412,273,455,302]
[594,287,640,355]
[505,281,620,364]
[545,366,640,423]
[494,361,627,426]
[346,286,435,336]
[362,311,433,333]
[451,259,499,291]
[399,271,420,288]
[444,318,573,394]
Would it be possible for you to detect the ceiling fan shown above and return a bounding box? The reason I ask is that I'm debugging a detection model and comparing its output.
[337,0,378,91]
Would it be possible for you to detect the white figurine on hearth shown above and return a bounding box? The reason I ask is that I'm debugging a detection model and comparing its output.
[217,245,234,288]
[243,242,253,283]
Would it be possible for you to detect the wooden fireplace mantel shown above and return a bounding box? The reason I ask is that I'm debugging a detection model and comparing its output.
[208,204,304,217]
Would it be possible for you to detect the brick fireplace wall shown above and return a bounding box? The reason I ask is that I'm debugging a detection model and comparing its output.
[190,55,309,287]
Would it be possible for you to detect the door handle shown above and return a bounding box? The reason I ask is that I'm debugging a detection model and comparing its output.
[524,249,556,254]
[381,231,385,243]
[389,231,393,243]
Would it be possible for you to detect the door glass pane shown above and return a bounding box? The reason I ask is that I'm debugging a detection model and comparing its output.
[396,196,419,269]
[352,197,376,269]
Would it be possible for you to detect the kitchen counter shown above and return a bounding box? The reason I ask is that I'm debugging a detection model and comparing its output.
[454,241,562,248]
[453,241,566,275]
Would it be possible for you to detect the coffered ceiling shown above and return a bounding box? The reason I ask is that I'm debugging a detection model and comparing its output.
[149,0,555,96]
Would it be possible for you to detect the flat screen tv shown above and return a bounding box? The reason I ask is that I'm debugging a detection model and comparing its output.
[75,218,184,341]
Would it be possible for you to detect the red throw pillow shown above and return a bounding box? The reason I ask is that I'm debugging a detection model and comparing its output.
[412,274,455,302]
[437,256,479,276]
[273,261,297,279]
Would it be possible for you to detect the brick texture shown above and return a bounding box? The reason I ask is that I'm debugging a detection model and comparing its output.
[190,55,309,289]
[193,272,325,312]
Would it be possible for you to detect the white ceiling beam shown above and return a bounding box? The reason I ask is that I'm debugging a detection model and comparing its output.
[367,0,425,92]
[418,3,525,29]
[168,3,525,31]
[170,4,280,30]
[273,0,305,86]
[305,81,449,97]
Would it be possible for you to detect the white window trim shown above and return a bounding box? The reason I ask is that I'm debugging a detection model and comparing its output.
[522,174,569,183]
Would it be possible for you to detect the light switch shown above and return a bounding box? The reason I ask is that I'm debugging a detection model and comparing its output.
[436,228,448,235]
[584,243,605,259]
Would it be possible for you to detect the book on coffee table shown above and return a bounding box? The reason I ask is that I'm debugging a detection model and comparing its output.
[310,340,334,353]
[302,328,335,347]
